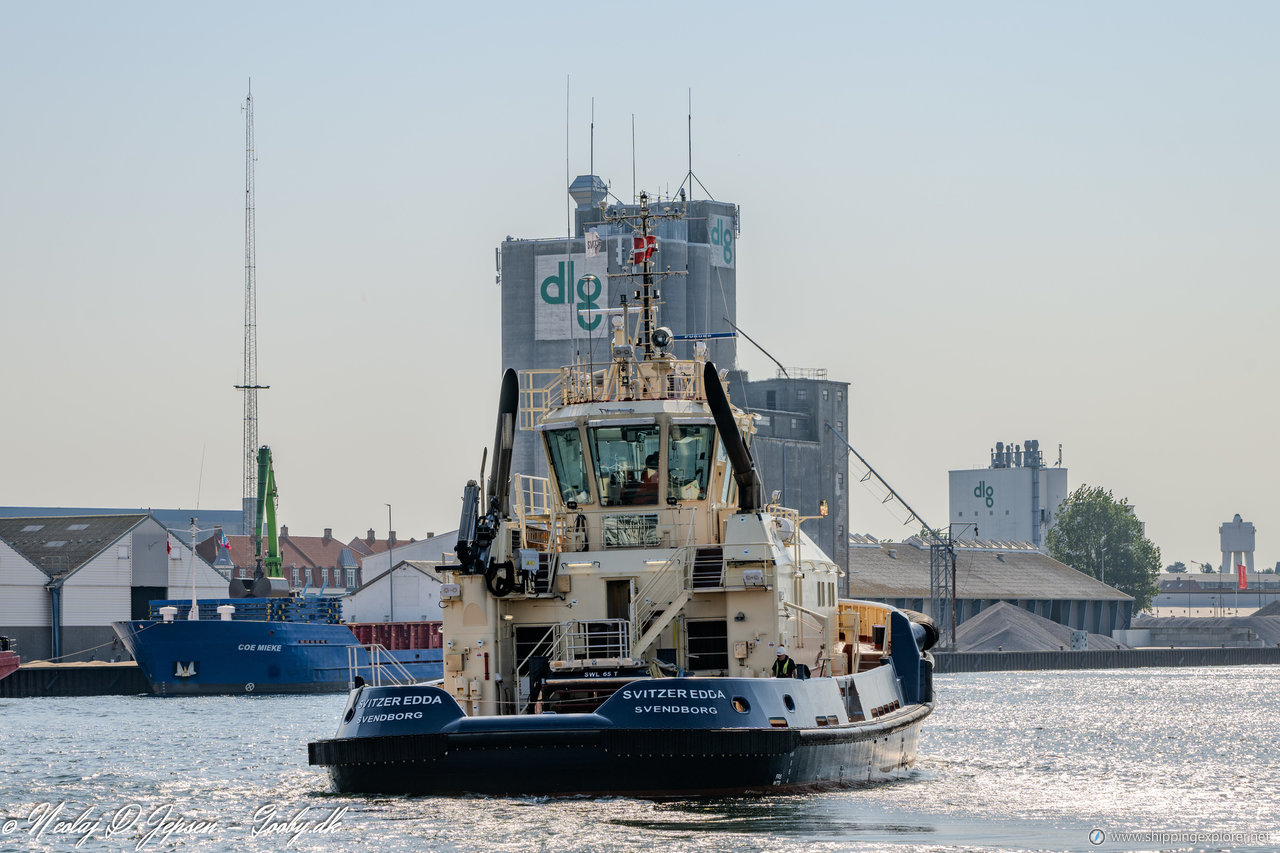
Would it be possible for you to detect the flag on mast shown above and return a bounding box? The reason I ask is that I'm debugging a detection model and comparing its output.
[1237,564,1247,591]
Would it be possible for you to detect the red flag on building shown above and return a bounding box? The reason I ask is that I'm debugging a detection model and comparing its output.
[166,536,172,555]
[1237,563,1247,590]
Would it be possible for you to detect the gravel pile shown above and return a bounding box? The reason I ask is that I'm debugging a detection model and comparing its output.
[1252,600,1280,618]
[954,601,1129,652]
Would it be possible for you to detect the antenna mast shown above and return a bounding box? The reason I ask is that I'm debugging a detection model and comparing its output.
[236,82,268,535]
[678,89,715,201]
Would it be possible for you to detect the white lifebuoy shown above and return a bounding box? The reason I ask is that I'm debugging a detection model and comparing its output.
[245,683,255,692]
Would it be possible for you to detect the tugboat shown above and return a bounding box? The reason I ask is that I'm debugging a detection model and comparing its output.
[308,194,935,795]
[114,447,442,695]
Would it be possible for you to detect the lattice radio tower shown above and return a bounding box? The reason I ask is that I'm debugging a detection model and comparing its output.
[235,82,268,534]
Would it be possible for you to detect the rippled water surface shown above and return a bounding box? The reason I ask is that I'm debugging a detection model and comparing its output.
[2,666,1276,852]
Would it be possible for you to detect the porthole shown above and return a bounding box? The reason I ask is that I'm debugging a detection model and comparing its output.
[732,696,750,713]
[783,694,795,712]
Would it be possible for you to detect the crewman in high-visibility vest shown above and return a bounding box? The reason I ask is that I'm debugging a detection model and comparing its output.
[772,646,794,678]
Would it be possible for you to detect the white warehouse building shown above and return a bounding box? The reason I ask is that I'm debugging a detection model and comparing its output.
[0,514,228,661]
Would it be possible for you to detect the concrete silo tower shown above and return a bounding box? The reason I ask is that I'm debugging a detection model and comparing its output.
[1219,514,1255,574]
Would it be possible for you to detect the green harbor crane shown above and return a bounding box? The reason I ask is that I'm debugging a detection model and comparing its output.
[254,445,282,579]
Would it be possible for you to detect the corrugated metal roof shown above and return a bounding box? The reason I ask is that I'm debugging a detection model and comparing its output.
[0,514,147,581]
[848,537,1132,601]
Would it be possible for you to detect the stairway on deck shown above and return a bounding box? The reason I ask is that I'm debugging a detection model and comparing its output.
[690,546,724,589]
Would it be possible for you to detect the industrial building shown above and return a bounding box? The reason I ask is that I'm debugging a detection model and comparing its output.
[949,440,1068,548]
[1154,571,1280,615]
[499,177,849,576]
[1151,514,1276,614]
[0,514,227,661]
[726,369,850,583]
[500,177,739,477]
[848,534,1134,639]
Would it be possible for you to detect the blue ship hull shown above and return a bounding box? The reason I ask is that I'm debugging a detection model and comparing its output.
[309,608,935,795]
[113,618,443,696]
[310,672,931,795]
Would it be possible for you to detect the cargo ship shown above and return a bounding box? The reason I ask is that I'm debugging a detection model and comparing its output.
[309,193,935,795]
[113,598,442,695]
[113,448,443,695]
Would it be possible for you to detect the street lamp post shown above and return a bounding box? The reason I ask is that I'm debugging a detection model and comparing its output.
[386,503,395,623]
[1189,561,1212,615]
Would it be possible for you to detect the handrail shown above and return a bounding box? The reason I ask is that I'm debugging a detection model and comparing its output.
[518,370,566,430]
[552,619,631,661]
[513,473,555,519]
[512,623,558,710]
[630,547,689,645]
[346,642,418,689]
[511,474,582,557]
[519,358,708,416]
[783,601,832,673]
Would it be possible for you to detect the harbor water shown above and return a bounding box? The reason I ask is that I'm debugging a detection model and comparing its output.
[1,666,1275,853]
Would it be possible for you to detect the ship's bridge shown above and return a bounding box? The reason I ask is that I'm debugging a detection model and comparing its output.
[531,398,746,514]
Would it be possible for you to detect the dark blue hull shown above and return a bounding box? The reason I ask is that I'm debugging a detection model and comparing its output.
[113,619,442,696]
[310,666,932,795]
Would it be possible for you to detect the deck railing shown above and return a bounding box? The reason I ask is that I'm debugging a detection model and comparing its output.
[518,359,709,430]
[783,601,832,674]
[346,643,418,689]
[551,619,631,662]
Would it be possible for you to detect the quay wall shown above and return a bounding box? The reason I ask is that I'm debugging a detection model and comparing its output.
[5,650,1280,695]
[0,663,148,698]
[934,646,1280,673]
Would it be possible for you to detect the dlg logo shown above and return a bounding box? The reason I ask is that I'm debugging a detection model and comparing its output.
[710,216,734,267]
[974,480,994,508]
[540,261,603,331]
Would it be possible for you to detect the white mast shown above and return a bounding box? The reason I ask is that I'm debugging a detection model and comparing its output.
[187,517,199,621]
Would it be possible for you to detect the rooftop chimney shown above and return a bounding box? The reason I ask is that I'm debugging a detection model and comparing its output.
[323,528,332,543]
[366,528,375,545]
[280,524,289,538]
[388,531,397,549]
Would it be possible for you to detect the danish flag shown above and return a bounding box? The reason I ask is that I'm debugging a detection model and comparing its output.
[632,235,657,265]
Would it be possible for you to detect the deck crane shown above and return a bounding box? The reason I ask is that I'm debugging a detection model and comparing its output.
[229,445,289,598]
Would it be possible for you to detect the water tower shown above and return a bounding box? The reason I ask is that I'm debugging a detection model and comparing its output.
[1219,514,1255,574]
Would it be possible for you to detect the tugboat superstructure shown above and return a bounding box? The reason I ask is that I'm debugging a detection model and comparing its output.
[309,193,935,795]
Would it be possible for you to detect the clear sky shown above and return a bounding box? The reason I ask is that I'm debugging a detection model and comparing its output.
[2,2,1276,572]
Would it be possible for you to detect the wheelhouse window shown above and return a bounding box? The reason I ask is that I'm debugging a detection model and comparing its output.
[717,438,733,505]
[668,423,714,501]
[545,428,593,505]
[588,423,661,506]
